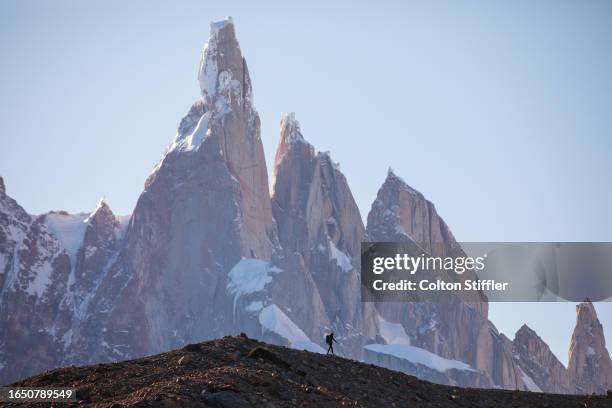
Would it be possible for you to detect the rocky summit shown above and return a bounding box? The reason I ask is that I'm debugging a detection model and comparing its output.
[1,17,611,396]
[7,336,612,407]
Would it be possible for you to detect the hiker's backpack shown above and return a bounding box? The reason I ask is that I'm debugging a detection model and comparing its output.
[325,334,332,345]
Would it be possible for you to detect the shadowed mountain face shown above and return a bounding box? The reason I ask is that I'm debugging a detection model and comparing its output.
[7,336,612,407]
[0,19,611,395]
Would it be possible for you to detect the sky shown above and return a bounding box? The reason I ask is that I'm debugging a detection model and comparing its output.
[1,0,611,365]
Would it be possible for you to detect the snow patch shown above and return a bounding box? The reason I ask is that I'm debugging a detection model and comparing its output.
[83,198,106,224]
[116,215,131,239]
[377,315,411,345]
[246,300,263,312]
[519,368,542,392]
[199,40,219,99]
[226,258,281,310]
[329,241,352,272]
[259,304,324,353]
[586,346,596,356]
[43,212,88,260]
[26,262,53,297]
[418,319,438,335]
[364,343,475,373]
[394,224,409,237]
[187,112,210,150]
[169,112,212,152]
[198,18,235,103]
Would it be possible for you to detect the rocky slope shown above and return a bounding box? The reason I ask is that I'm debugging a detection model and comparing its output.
[7,336,612,407]
[1,18,612,396]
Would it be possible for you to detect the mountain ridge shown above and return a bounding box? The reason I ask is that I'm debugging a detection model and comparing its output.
[6,335,612,407]
[0,18,610,396]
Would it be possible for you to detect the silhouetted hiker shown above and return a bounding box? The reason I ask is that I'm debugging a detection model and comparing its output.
[325,332,338,355]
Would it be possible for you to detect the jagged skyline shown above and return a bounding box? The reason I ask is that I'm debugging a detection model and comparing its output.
[1,1,611,369]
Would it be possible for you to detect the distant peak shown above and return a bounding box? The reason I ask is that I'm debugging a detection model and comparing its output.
[210,17,234,36]
[84,197,113,224]
[576,300,596,316]
[381,169,425,202]
[516,324,537,338]
[385,167,406,185]
[280,113,305,145]
[0,175,4,195]
[94,197,109,211]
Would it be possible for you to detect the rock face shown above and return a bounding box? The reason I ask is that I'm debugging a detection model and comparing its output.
[513,324,572,393]
[568,300,612,394]
[363,171,537,391]
[1,18,612,396]
[70,200,124,307]
[0,180,72,384]
[271,113,376,355]
[75,18,280,362]
[366,169,460,257]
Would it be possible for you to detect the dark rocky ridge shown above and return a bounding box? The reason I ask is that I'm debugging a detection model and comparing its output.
[8,336,611,407]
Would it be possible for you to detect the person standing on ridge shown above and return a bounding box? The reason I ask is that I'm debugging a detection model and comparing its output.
[325,332,338,355]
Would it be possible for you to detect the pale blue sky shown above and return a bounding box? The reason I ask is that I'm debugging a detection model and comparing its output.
[1,0,611,364]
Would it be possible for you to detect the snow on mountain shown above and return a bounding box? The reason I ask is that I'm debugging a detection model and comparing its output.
[364,343,476,373]
[259,304,325,354]
[377,315,411,345]
[519,368,542,393]
[42,212,89,261]
[1,18,612,396]
[198,17,233,100]
[227,258,281,310]
[328,240,352,273]
[0,178,74,384]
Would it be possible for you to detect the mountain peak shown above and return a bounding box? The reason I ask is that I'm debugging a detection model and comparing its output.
[92,197,110,214]
[574,300,599,329]
[210,17,234,36]
[280,113,305,145]
[273,113,313,171]
[197,16,245,107]
[385,167,407,186]
[168,18,251,155]
[383,168,422,199]
[568,299,612,393]
[0,175,4,195]
[516,323,537,338]
[84,197,114,224]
